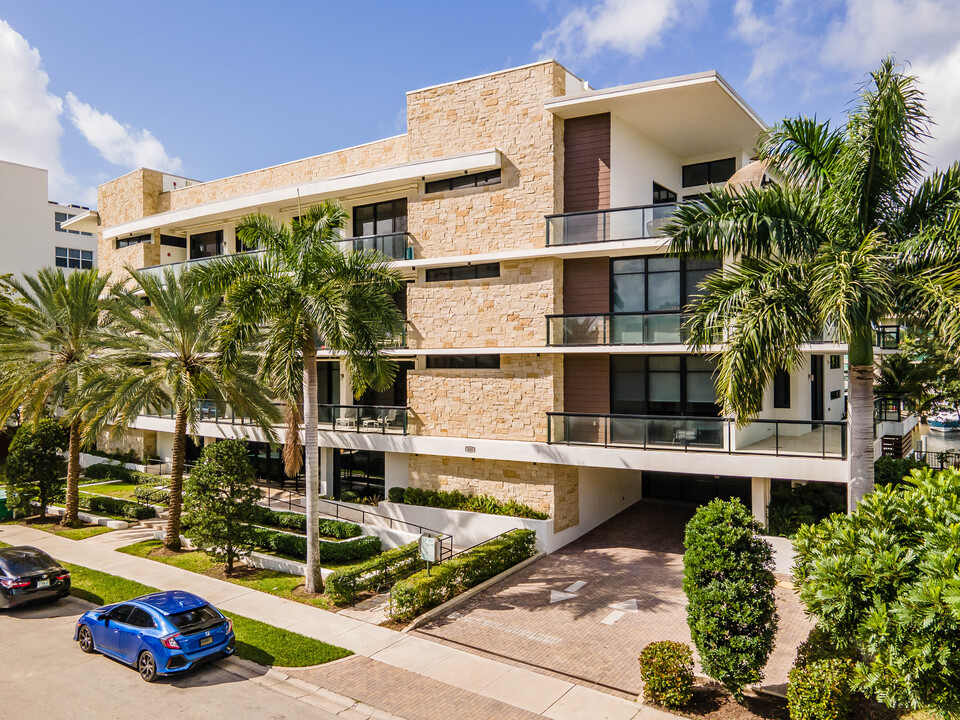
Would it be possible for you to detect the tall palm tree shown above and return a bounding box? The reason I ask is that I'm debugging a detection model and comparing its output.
[666,57,960,507]
[0,268,115,526]
[196,200,404,592]
[86,267,281,550]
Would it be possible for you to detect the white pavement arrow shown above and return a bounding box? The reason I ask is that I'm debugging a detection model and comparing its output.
[608,599,639,614]
[550,590,578,604]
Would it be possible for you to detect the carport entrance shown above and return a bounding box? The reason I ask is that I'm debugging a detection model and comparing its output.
[642,471,751,507]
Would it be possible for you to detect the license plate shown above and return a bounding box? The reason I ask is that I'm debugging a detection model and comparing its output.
[37,579,50,589]
[200,636,213,647]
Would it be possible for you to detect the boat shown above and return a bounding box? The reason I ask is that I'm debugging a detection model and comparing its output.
[928,408,960,432]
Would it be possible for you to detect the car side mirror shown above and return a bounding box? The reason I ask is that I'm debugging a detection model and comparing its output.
[97,614,109,625]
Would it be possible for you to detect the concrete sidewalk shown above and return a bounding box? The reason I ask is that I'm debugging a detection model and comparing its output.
[0,523,675,720]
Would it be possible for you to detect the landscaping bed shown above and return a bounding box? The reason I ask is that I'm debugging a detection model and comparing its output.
[8,516,114,541]
[64,559,350,667]
[387,486,548,520]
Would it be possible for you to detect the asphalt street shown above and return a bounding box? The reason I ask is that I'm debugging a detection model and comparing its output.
[0,595,334,720]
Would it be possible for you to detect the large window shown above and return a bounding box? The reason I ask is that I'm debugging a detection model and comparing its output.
[425,263,500,283]
[55,247,93,269]
[682,157,737,188]
[424,169,501,194]
[160,234,186,248]
[652,182,677,204]
[190,230,223,259]
[353,198,407,238]
[333,449,385,500]
[426,355,500,369]
[611,355,719,417]
[612,256,720,313]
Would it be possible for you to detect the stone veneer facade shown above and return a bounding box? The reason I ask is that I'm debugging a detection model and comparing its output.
[95,61,582,530]
[408,455,579,532]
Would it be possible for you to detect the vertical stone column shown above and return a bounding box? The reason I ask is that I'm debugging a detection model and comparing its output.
[319,446,334,497]
[751,477,771,527]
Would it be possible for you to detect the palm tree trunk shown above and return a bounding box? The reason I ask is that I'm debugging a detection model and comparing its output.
[164,406,188,551]
[63,419,82,527]
[303,334,322,593]
[848,332,875,509]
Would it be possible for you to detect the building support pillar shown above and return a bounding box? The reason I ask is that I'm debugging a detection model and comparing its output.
[751,477,771,528]
[319,446,334,498]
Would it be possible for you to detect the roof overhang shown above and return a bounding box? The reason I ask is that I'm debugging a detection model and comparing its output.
[103,148,502,240]
[60,210,100,234]
[545,71,765,159]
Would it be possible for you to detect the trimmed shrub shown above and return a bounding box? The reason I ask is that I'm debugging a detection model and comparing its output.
[249,505,362,539]
[134,485,169,504]
[389,529,536,621]
[82,463,134,482]
[683,498,778,700]
[255,529,380,564]
[124,505,158,520]
[874,455,927,487]
[766,481,847,537]
[638,641,694,709]
[394,487,548,520]
[79,493,156,520]
[6,419,67,518]
[787,659,854,720]
[325,542,421,605]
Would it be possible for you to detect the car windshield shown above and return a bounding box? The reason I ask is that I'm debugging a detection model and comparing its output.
[0,550,57,575]
[167,604,221,634]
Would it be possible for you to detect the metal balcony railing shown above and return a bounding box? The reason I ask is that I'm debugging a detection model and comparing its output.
[546,311,689,345]
[547,412,847,459]
[545,203,679,246]
[318,404,409,435]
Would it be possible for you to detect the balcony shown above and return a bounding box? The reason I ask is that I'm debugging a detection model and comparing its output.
[546,312,689,345]
[875,324,902,350]
[339,231,413,260]
[545,203,679,246]
[547,412,847,459]
[319,404,409,434]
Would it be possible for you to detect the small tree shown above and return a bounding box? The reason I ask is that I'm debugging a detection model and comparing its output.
[5,419,68,519]
[682,498,779,700]
[793,467,960,716]
[183,439,262,573]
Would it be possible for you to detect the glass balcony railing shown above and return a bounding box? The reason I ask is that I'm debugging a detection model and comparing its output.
[547,413,847,459]
[545,203,679,246]
[318,404,409,434]
[338,231,413,260]
[875,325,902,350]
[546,312,689,345]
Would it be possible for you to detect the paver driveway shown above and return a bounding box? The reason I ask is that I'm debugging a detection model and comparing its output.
[414,500,813,699]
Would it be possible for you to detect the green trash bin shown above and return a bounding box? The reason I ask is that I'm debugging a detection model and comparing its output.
[0,487,12,521]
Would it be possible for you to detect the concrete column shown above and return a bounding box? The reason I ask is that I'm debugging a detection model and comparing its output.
[384,452,410,497]
[319,446,334,498]
[751,477,771,527]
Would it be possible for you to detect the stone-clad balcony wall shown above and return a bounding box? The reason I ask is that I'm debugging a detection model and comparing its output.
[405,61,566,258]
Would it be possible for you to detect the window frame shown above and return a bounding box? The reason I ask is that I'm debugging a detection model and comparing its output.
[681,157,737,188]
[425,355,500,370]
[424,169,501,194]
[424,263,500,283]
[773,368,791,408]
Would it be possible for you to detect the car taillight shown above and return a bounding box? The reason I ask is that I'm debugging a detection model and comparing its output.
[161,633,181,650]
[57,573,70,581]
[224,617,233,634]
[0,578,30,589]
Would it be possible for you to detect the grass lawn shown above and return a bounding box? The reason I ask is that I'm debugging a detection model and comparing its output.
[1,518,115,541]
[118,540,333,610]
[63,560,350,667]
[79,481,165,504]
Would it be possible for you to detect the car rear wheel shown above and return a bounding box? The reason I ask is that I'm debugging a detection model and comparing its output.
[138,651,157,682]
[78,626,96,654]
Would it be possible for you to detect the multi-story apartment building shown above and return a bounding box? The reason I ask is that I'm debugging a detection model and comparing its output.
[0,159,98,276]
[88,62,914,551]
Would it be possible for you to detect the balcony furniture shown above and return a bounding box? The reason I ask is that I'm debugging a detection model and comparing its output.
[362,408,399,430]
[335,408,358,429]
[673,428,699,443]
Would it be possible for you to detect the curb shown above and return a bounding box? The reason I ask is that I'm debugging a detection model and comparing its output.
[219,656,408,719]
[401,552,545,632]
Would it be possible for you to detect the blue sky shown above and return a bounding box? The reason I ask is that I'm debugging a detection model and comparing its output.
[1,1,958,206]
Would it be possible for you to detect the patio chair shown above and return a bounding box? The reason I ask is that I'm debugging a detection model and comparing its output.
[362,408,399,431]
[334,407,358,429]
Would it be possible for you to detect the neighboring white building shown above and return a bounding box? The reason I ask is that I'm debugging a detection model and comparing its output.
[0,159,97,277]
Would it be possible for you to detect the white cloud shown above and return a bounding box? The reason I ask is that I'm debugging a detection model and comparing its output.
[913,46,960,170]
[535,0,694,61]
[0,19,77,200]
[732,0,822,88]
[65,92,182,173]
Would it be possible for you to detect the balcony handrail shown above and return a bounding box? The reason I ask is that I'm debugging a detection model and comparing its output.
[544,201,682,220]
[319,403,409,411]
[545,309,686,319]
[547,411,846,427]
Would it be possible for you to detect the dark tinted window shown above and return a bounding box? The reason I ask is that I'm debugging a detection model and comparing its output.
[426,355,500,370]
[425,263,499,282]
[0,548,58,575]
[352,198,406,237]
[126,607,156,628]
[424,169,501,194]
[773,369,791,408]
[116,234,151,249]
[108,605,134,624]
[652,182,677,204]
[190,230,223,259]
[168,604,221,633]
[160,235,187,248]
[682,158,737,187]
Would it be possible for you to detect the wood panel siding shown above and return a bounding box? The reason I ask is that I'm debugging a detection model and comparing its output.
[563,355,610,414]
[563,114,611,213]
[563,258,610,314]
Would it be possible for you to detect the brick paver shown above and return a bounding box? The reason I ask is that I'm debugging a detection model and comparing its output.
[288,657,546,720]
[414,500,814,699]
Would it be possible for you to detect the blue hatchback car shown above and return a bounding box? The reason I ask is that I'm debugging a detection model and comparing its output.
[74,590,236,682]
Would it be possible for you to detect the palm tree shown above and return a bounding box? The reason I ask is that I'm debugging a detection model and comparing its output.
[196,200,404,592]
[86,267,281,550]
[666,57,960,507]
[0,268,115,526]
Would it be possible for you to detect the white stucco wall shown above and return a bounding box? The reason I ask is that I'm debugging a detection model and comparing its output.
[609,113,681,207]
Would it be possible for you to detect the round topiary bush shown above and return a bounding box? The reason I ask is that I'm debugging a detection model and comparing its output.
[638,641,694,709]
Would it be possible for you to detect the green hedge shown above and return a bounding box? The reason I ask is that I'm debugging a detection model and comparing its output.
[249,506,361,539]
[325,542,421,605]
[134,485,169,504]
[79,492,156,520]
[83,463,134,482]
[787,659,854,720]
[389,529,536,621]
[252,528,380,564]
[388,487,548,520]
[638,641,694,709]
